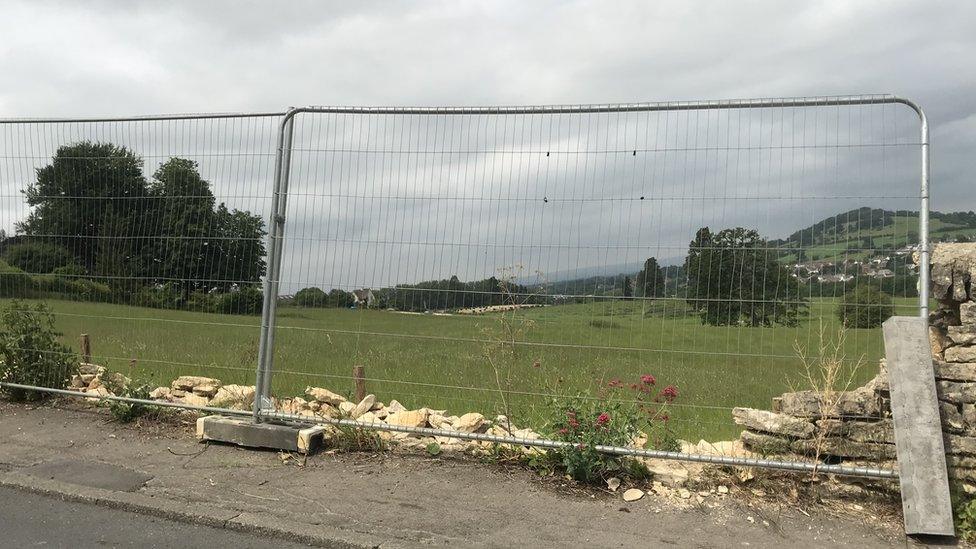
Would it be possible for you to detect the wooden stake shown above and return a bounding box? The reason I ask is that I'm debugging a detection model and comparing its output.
[80,334,92,364]
[353,365,366,402]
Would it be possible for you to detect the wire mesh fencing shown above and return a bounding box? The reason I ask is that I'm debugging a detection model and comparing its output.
[0,113,283,402]
[0,97,930,478]
[258,98,926,477]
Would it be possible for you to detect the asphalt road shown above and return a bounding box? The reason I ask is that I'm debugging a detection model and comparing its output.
[0,486,314,548]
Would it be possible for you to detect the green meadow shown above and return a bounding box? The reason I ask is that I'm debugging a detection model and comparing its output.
[2,296,920,441]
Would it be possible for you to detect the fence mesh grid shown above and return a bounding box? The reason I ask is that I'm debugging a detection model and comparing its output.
[262,99,923,473]
[0,114,282,396]
[0,98,928,476]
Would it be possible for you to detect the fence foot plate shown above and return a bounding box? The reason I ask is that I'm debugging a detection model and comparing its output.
[196,415,324,454]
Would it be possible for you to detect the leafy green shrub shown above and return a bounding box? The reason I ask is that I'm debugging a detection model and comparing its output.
[187,290,218,313]
[836,284,894,328]
[0,261,36,298]
[3,242,74,274]
[52,264,87,277]
[106,383,155,423]
[327,289,354,308]
[32,274,112,302]
[0,300,74,401]
[132,284,184,310]
[294,287,328,307]
[545,374,678,483]
[216,286,263,315]
[956,494,976,543]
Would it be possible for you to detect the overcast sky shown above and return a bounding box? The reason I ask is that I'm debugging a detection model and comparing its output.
[1,0,974,288]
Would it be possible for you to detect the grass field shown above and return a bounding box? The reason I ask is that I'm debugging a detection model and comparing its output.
[1,295,921,441]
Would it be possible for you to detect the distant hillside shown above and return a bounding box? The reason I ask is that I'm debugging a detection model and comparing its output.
[770,207,976,263]
[542,208,976,298]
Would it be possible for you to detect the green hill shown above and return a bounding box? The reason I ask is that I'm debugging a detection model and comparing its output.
[771,207,976,263]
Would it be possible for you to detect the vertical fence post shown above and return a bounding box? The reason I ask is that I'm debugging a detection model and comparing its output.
[80,334,91,364]
[918,109,930,319]
[353,365,367,402]
[253,110,297,422]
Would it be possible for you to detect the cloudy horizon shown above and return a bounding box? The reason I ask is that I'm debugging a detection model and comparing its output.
[1,1,973,292]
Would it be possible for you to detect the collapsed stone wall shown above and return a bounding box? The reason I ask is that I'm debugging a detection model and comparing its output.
[732,243,976,490]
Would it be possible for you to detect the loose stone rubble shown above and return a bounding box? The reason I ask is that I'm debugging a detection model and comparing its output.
[67,366,753,488]
[731,243,976,492]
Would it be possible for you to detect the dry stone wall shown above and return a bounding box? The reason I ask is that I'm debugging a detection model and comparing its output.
[732,243,976,490]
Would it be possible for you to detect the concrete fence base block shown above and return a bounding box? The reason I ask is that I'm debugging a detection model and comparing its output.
[196,415,325,454]
[883,316,955,536]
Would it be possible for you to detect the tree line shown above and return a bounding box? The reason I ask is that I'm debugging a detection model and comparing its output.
[0,142,267,314]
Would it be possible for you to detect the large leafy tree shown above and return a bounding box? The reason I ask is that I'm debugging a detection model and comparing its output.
[20,142,150,272]
[684,227,806,327]
[634,256,666,297]
[149,158,217,294]
[20,142,267,300]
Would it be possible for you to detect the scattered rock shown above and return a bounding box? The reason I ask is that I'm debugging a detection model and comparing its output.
[732,407,815,438]
[740,430,791,454]
[172,376,221,392]
[428,413,451,429]
[815,419,894,444]
[349,394,376,419]
[790,437,895,460]
[779,387,880,418]
[78,363,105,376]
[606,477,621,492]
[338,401,356,415]
[356,411,383,424]
[149,387,172,400]
[181,393,211,407]
[642,458,696,487]
[305,386,347,405]
[622,488,644,502]
[192,384,220,398]
[209,384,255,409]
[454,412,486,433]
[386,409,429,429]
[386,400,407,413]
[717,485,729,494]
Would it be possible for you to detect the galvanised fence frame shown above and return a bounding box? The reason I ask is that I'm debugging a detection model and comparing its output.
[0,95,929,480]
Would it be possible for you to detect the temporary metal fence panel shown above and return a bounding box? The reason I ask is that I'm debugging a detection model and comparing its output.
[0,96,929,480]
[255,96,927,478]
[0,113,284,400]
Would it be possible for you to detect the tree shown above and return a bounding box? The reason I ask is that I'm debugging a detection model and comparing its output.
[3,242,73,273]
[684,226,806,327]
[19,143,267,305]
[294,287,328,307]
[208,204,267,292]
[149,158,216,296]
[621,276,633,299]
[634,257,666,297]
[836,284,894,328]
[20,142,150,272]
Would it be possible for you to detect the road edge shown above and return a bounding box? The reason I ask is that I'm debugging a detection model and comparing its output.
[0,470,380,549]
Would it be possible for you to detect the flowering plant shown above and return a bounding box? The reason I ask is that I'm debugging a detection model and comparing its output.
[546,374,679,483]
